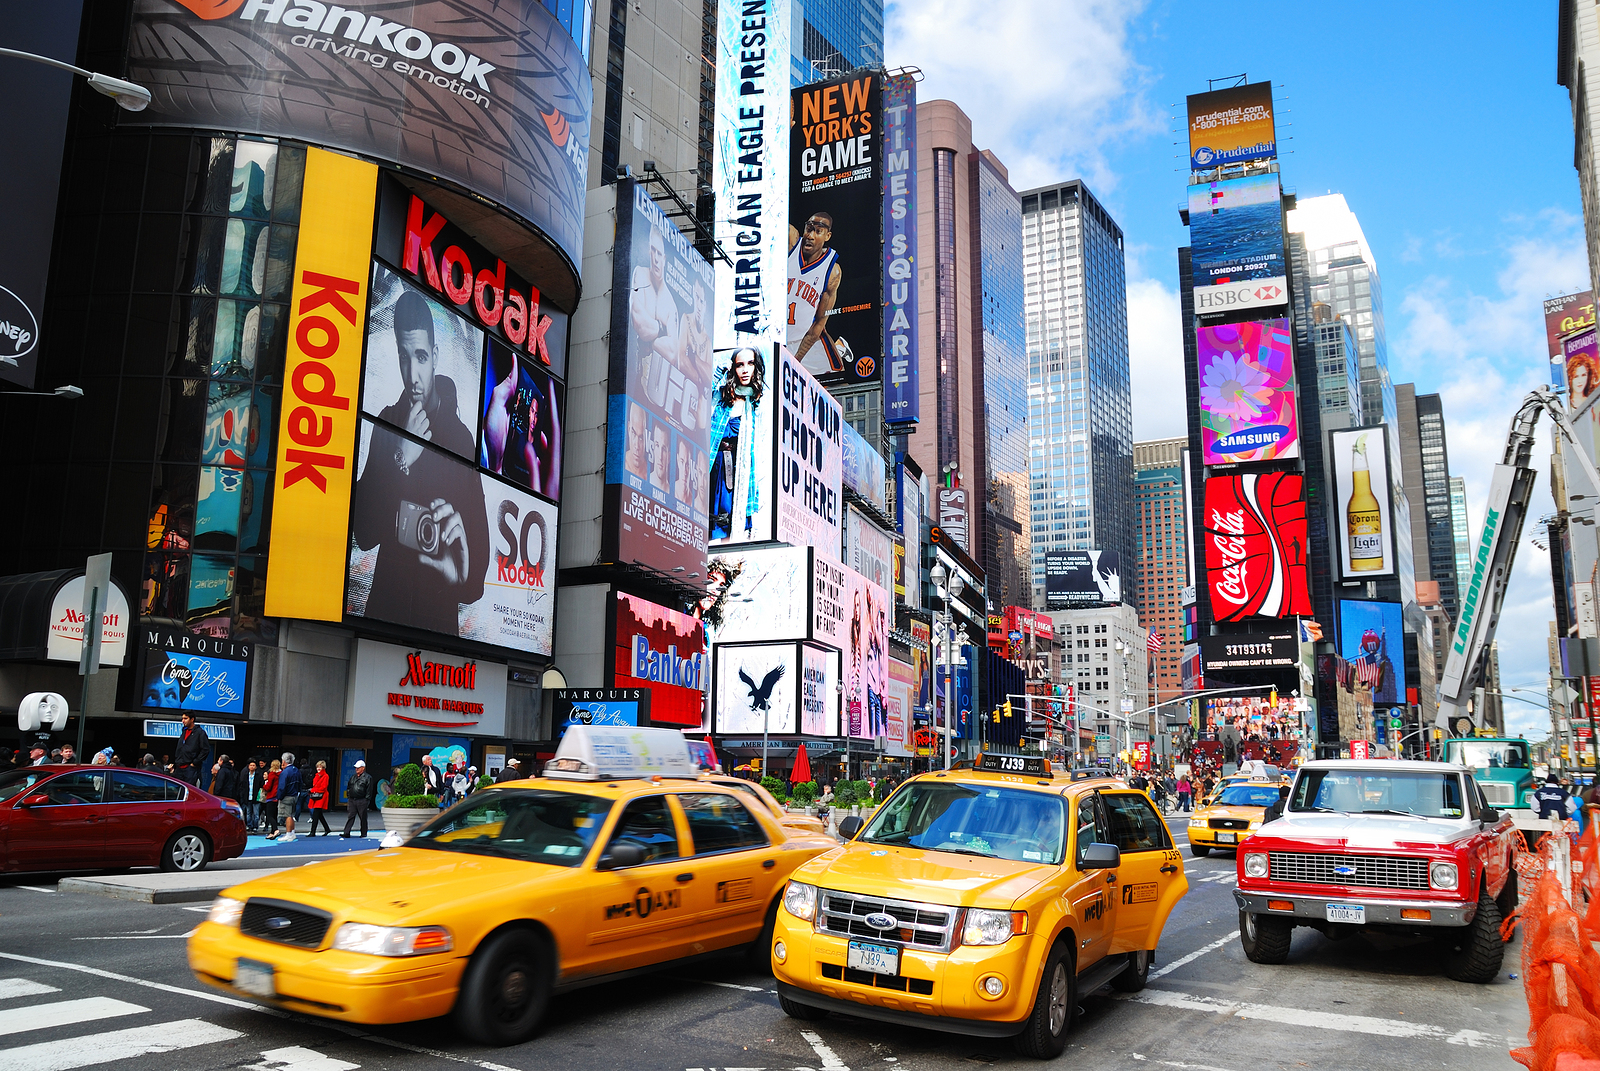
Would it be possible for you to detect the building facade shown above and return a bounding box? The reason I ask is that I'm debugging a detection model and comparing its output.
[1055,603,1149,747]
[1450,476,1473,593]
[1132,438,1187,707]
[1022,181,1134,609]
[791,0,885,83]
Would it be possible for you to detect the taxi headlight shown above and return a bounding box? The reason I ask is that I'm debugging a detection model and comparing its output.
[206,895,243,927]
[783,881,818,922]
[1430,862,1459,890]
[1243,853,1269,879]
[1188,818,1205,828]
[332,923,454,957]
[961,909,1025,947]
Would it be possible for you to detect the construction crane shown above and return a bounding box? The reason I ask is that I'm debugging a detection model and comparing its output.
[1437,388,1600,733]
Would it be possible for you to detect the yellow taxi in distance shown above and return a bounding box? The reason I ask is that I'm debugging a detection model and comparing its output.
[187,728,835,1045]
[1186,780,1285,857]
[771,754,1188,1059]
[702,774,828,837]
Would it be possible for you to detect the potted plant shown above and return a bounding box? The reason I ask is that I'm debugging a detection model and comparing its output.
[378,763,437,841]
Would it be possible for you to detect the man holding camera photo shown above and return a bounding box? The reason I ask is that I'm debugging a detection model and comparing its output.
[352,290,488,635]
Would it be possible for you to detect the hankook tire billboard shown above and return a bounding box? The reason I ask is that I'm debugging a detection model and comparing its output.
[126,0,591,270]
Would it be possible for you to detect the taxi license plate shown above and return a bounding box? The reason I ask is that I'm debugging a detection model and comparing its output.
[1216,832,1237,844]
[846,941,899,976]
[234,959,276,998]
[1325,903,1366,924]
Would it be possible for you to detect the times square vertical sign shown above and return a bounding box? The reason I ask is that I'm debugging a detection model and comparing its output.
[713,0,790,348]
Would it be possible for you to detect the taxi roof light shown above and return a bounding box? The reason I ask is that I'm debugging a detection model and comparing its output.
[543,726,699,782]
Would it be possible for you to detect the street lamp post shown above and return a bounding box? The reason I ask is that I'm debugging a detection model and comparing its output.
[0,47,152,111]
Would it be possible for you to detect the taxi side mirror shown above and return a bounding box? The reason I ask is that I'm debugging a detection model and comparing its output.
[596,841,646,870]
[16,794,50,808]
[837,816,865,841]
[1078,842,1120,870]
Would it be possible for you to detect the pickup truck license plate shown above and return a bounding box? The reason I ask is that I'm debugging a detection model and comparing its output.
[1216,832,1237,844]
[234,959,276,998]
[1324,903,1365,924]
[846,941,899,976]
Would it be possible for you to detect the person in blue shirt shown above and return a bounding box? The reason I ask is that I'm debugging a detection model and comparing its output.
[1533,774,1570,823]
[277,752,302,843]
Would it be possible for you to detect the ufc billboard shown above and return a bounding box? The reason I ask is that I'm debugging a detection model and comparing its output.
[1203,472,1310,621]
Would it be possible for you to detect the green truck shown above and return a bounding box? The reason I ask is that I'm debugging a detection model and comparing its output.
[1443,737,1540,845]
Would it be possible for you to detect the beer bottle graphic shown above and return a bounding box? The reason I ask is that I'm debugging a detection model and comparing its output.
[1347,433,1384,571]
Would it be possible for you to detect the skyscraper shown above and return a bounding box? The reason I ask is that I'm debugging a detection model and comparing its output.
[1021,181,1134,609]
[1415,393,1460,620]
[1450,476,1473,594]
[1133,438,1188,706]
[791,0,884,83]
[977,157,1030,611]
[1558,3,1600,308]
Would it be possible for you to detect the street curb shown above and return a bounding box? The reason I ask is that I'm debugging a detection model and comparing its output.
[58,868,300,904]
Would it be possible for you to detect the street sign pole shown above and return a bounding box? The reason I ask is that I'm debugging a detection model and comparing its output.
[74,553,112,757]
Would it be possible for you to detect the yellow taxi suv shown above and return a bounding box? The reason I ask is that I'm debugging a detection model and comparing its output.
[771,754,1189,1059]
[187,727,834,1046]
[1187,780,1286,857]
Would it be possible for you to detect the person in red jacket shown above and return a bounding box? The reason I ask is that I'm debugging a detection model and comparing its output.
[307,760,333,837]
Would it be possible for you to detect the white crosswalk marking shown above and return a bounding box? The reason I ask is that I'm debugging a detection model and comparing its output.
[0,1017,243,1071]
[246,1046,361,1071]
[0,980,59,1000]
[0,997,146,1038]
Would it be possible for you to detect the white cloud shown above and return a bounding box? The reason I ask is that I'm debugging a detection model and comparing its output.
[884,0,1159,192]
[1127,269,1185,440]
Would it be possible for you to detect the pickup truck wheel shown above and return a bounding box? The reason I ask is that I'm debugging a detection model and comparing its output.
[453,929,553,1045]
[1109,949,1151,993]
[778,993,830,1021]
[1013,942,1074,1059]
[1439,890,1504,983]
[1239,909,1292,964]
[1494,869,1518,926]
[1189,844,1211,858]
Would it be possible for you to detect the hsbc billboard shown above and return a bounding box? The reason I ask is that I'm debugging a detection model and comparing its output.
[125,0,592,272]
[1203,472,1310,621]
[1188,173,1287,315]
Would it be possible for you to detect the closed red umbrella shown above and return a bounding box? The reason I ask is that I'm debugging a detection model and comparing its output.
[791,742,812,785]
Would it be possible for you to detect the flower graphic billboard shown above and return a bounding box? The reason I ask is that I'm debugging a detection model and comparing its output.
[1197,318,1299,465]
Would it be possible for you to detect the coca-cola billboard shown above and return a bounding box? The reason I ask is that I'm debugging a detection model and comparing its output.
[1203,473,1310,621]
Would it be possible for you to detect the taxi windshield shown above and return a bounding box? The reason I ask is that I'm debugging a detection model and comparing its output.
[409,789,611,865]
[860,782,1066,865]
[1289,770,1465,818]
[1217,784,1283,808]
[0,770,46,803]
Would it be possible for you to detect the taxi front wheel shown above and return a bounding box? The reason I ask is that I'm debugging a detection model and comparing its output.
[778,992,830,1021]
[453,929,554,1046]
[1189,843,1211,858]
[1014,942,1074,1059]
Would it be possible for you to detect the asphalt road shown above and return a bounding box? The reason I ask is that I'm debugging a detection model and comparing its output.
[0,814,1531,1071]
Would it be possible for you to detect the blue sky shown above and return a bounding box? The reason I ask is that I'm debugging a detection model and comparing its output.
[887,0,1586,738]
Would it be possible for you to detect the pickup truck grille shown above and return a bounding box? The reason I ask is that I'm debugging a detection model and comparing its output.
[818,891,956,952]
[1269,852,1430,890]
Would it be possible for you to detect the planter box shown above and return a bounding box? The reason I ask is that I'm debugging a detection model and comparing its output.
[379,806,437,842]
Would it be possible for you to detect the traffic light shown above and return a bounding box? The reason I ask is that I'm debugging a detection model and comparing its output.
[1002,701,1013,720]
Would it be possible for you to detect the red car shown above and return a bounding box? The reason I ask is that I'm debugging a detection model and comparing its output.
[1234,758,1519,983]
[1,765,248,873]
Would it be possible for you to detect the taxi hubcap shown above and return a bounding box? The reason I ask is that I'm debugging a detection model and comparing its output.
[173,836,204,870]
[500,969,529,1008]
[1047,963,1068,1034]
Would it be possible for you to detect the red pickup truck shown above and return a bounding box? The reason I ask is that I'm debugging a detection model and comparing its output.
[1233,758,1519,983]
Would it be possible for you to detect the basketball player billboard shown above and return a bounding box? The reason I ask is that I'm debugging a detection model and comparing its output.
[604,177,716,575]
[790,72,883,386]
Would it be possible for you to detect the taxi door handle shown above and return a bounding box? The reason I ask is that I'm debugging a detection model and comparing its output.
[762,859,776,869]
[1105,873,1117,884]
[676,872,695,883]
[1160,864,1179,874]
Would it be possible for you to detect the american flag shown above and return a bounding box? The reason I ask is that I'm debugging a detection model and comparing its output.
[1146,628,1163,652]
[1354,658,1382,688]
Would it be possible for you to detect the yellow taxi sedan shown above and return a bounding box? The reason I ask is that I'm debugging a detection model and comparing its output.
[701,774,828,837]
[1186,780,1285,857]
[187,728,834,1045]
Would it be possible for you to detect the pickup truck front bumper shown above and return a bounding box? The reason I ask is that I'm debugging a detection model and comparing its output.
[1234,889,1476,927]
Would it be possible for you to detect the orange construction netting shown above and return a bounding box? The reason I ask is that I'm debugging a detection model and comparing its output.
[1512,817,1600,1070]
